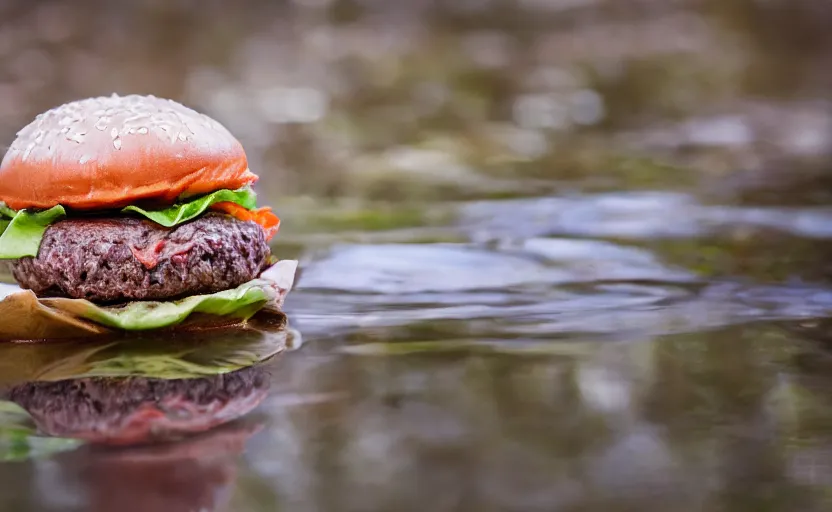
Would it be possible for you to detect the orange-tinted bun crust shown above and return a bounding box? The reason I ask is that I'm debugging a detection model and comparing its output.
[0,94,257,211]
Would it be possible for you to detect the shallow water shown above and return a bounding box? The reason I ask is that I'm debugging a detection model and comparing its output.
[1,0,832,510]
[5,319,832,511]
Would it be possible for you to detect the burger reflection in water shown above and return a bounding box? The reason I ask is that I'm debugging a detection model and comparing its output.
[0,318,299,512]
[63,418,265,512]
[7,360,270,446]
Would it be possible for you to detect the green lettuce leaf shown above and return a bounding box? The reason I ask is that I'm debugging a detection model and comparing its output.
[0,206,66,259]
[0,202,14,219]
[121,187,257,227]
[0,260,298,341]
[0,220,9,235]
[48,278,275,331]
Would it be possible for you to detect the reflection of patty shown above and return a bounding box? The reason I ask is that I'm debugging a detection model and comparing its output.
[12,213,269,303]
[8,364,270,444]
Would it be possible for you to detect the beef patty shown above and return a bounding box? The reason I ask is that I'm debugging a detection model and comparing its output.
[13,213,270,302]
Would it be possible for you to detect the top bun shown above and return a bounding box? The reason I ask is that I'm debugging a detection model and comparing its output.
[0,94,257,211]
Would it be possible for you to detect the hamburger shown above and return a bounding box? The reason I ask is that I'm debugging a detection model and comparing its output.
[0,94,296,336]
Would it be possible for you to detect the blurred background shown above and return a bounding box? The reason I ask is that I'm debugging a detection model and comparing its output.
[2,0,831,211]
[2,0,832,511]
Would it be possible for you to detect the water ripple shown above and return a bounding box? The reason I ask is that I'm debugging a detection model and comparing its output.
[460,192,832,240]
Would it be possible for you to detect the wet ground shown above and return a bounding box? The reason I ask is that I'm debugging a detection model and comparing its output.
[1,0,832,510]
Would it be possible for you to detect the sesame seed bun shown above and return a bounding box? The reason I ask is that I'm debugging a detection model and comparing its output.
[0,94,257,211]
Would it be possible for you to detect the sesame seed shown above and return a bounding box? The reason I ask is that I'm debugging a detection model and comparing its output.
[125,114,150,122]
[137,127,148,134]
[113,138,122,150]
[67,132,85,143]
[110,127,118,138]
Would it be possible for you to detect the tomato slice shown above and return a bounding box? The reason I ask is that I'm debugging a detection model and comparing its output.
[211,202,280,241]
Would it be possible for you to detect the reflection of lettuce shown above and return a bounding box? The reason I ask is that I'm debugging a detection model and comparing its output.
[0,187,258,259]
[0,322,289,384]
[36,332,288,381]
[0,401,82,461]
[67,353,254,380]
[0,401,36,436]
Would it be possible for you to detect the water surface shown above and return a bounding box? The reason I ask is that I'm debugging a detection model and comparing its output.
[0,0,831,510]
